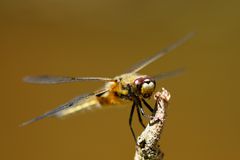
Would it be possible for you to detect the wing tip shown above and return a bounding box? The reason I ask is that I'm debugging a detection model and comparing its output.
[19,113,49,127]
[22,76,31,83]
[183,32,196,42]
[19,119,35,127]
[22,76,41,84]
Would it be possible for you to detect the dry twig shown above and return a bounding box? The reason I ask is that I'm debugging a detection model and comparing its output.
[134,88,171,160]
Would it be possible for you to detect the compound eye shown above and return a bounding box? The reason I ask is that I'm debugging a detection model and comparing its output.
[141,79,155,98]
[134,77,156,98]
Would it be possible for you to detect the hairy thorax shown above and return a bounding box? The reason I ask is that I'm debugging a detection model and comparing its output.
[97,73,144,105]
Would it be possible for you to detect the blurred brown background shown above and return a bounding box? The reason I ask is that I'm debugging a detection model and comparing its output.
[0,0,239,160]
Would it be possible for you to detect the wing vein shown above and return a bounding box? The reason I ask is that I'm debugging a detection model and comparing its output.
[127,32,195,73]
[23,76,114,84]
[20,89,109,126]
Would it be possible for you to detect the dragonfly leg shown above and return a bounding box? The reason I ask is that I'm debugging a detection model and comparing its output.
[136,104,146,128]
[129,102,137,142]
[142,98,154,113]
[138,101,152,119]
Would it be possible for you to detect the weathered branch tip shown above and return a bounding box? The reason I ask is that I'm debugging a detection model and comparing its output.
[134,88,171,160]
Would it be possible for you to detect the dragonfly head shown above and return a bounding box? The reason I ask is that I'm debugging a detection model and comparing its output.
[134,76,156,98]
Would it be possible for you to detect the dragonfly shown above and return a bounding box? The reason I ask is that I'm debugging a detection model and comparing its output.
[21,33,194,141]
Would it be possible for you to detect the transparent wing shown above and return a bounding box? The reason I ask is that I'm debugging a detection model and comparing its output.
[152,68,185,81]
[127,32,195,73]
[20,89,108,126]
[23,76,114,84]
